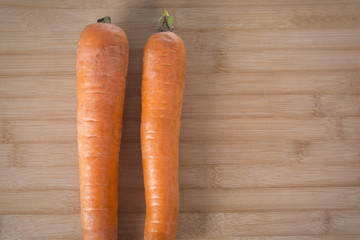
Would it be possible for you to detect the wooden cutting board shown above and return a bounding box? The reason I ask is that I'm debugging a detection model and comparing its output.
[1,0,360,239]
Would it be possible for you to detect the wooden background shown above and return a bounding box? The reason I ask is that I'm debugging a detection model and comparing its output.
[1,0,360,239]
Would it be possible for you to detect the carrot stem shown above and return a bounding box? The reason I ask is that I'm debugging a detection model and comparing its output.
[158,10,173,32]
[97,16,111,23]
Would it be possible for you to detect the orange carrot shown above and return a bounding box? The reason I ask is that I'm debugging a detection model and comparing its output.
[77,16,128,240]
[141,11,186,240]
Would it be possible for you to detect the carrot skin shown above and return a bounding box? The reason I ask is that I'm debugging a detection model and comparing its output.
[77,22,128,240]
[141,32,186,240]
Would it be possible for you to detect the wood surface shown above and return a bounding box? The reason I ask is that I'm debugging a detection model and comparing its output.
[1,0,360,239]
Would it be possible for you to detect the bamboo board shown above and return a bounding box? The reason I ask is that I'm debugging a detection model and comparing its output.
[0,0,360,239]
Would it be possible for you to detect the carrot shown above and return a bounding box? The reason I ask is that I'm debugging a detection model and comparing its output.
[77,16,128,240]
[141,11,186,240]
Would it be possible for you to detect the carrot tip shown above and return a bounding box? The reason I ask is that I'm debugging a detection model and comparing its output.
[158,10,173,32]
[97,16,111,24]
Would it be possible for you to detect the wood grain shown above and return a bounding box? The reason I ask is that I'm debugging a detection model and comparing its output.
[116,188,360,213]
[2,139,358,168]
[2,117,359,144]
[1,187,359,215]
[0,215,82,240]
[1,0,360,239]
[177,237,360,240]
[3,29,360,54]
[0,190,80,214]
[13,142,78,167]
[1,211,360,239]
[1,90,360,122]
[1,71,359,100]
[2,49,360,76]
[0,144,13,167]
[1,162,359,190]
[123,163,360,189]
[3,95,358,121]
